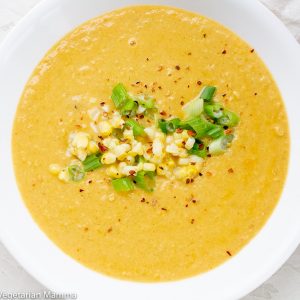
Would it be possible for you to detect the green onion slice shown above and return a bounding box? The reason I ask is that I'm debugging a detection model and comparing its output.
[135,171,156,192]
[82,154,102,172]
[180,116,213,138]
[111,83,130,108]
[217,110,240,127]
[125,119,146,137]
[68,165,85,182]
[208,134,234,155]
[158,118,181,134]
[200,86,216,102]
[182,97,203,119]
[206,125,224,139]
[187,142,207,158]
[112,177,135,192]
[136,95,156,109]
[204,103,224,119]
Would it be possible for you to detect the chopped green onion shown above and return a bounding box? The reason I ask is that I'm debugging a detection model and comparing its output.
[136,155,146,164]
[204,103,224,119]
[137,95,156,109]
[182,97,203,119]
[158,118,181,134]
[200,86,216,102]
[112,177,135,192]
[208,134,234,155]
[120,99,138,116]
[217,110,240,127]
[187,142,207,158]
[158,119,167,134]
[206,125,224,139]
[180,116,213,138]
[68,165,85,182]
[135,171,156,192]
[125,119,145,137]
[111,83,129,109]
[82,154,102,172]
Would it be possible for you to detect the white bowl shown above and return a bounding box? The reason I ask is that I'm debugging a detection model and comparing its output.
[0,0,300,299]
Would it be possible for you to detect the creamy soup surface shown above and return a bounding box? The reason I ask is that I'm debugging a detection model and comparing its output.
[13,6,289,281]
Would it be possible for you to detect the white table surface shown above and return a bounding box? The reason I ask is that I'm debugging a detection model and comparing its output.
[0,0,299,299]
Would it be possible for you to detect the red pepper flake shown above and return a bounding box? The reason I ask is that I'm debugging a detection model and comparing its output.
[188,52,192,56]
[107,227,113,233]
[157,65,164,72]
[100,102,105,106]
[254,92,258,96]
[207,154,212,158]
[74,105,78,109]
[159,166,164,170]
[186,178,190,184]
[190,162,196,166]
[146,147,153,154]
[98,143,108,152]
[197,80,202,86]
[192,199,197,203]
[190,179,194,183]
[84,227,89,232]
[79,189,84,192]
[118,218,121,222]
[161,207,167,211]
[222,49,227,54]
[191,219,195,224]
[158,86,162,90]
[180,101,185,106]
[175,65,181,70]
[146,57,150,61]
[226,250,232,256]
[225,128,233,135]
[176,128,183,133]
[222,93,227,97]
[141,197,146,203]
[199,173,203,177]
[203,33,207,38]
[129,170,136,176]
[187,85,190,88]
[198,143,205,150]
[228,168,234,174]
[88,180,93,184]
[160,111,167,116]
[144,84,148,89]
[185,204,189,208]
[187,130,196,137]
[250,49,255,53]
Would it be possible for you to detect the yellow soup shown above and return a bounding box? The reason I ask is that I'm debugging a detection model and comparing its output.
[13,6,289,282]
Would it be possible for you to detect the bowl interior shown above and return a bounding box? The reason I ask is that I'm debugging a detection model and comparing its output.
[0,0,300,299]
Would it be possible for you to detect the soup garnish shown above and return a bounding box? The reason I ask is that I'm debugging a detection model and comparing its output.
[49,83,239,191]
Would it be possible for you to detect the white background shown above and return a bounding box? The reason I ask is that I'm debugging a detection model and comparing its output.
[0,0,299,299]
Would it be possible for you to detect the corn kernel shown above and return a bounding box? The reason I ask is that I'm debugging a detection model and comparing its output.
[113,144,131,158]
[125,155,135,164]
[58,168,70,182]
[88,141,99,154]
[76,148,88,161]
[131,141,144,155]
[185,137,195,150]
[122,166,139,176]
[72,132,89,149]
[123,129,134,141]
[101,152,117,164]
[143,163,156,172]
[49,164,61,175]
[98,121,112,137]
[144,127,156,139]
[178,158,190,165]
[166,144,180,156]
[152,139,163,156]
[87,107,100,121]
[106,165,122,178]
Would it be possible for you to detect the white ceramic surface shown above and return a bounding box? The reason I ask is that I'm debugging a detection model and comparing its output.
[0,0,300,300]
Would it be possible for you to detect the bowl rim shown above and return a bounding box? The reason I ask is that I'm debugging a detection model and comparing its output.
[0,0,300,299]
